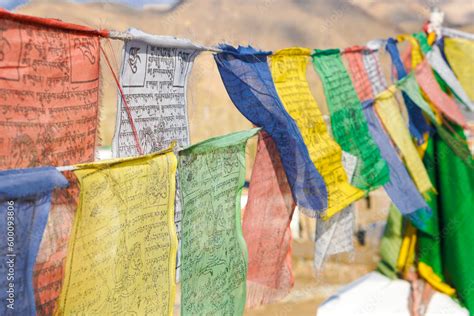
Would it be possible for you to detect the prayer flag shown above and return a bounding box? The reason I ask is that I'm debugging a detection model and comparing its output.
[179,128,259,315]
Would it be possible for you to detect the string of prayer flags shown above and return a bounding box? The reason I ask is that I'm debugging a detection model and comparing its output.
[112,28,202,157]
[270,47,363,219]
[243,131,296,307]
[57,149,178,315]
[0,167,68,315]
[0,9,103,170]
[178,128,259,316]
[385,38,431,144]
[442,37,474,101]
[363,100,431,231]
[314,152,358,270]
[397,74,473,165]
[343,46,432,228]
[214,45,328,216]
[312,49,389,191]
[416,35,474,112]
[111,28,202,283]
[0,10,104,313]
[374,87,434,195]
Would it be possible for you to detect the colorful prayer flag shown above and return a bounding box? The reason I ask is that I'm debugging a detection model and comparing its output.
[215,45,327,216]
[0,9,104,170]
[0,167,68,315]
[271,47,363,219]
[312,49,389,191]
[112,28,202,157]
[57,149,178,315]
[179,128,259,315]
[243,131,295,307]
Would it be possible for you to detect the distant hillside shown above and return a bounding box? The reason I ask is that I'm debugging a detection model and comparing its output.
[16,0,474,148]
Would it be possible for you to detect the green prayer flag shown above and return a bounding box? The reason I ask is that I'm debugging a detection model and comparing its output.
[178,128,259,316]
[312,49,389,191]
[377,205,403,279]
[417,137,443,280]
[418,127,474,312]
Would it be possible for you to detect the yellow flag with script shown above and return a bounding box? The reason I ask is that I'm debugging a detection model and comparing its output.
[56,148,178,316]
[271,47,364,219]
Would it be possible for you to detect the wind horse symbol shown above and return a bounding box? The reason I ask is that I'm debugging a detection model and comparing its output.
[128,47,141,74]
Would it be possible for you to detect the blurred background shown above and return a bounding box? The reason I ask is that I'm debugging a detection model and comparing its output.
[7,0,474,314]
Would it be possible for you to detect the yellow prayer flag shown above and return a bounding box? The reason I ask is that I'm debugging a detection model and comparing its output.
[271,47,364,219]
[56,148,178,315]
[375,88,433,194]
[444,38,474,101]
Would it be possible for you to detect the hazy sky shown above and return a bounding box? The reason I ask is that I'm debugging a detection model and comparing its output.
[0,0,178,10]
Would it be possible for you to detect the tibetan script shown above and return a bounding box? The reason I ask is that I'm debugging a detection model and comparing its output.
[179,128,258,315]
[112,28,200,157]
[0,11,101,170]
[56,149,178,315]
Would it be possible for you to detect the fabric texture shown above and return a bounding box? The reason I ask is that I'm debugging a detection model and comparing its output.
[343,46,375,101]
[425,42,473,112]
[398,74,473,165]
[0,11,101,170]
[112,28,201,283]
[314,152,358,270]
[215,45,327,216]
[417,137,455,297]
[345,47,431,229]
[443,37,474,101]
[386,38,431,144]
[243,131,295,307]
[57,149,178,315]
[179,128,258,316]
[363,100,431,231]
[397,35,425,71]
[415,61,467,128]
[0,167,68,316]
[271,47,363,219]
[362,48,388,96]
[374,88,433,195]
[377,205,404,279]
[33,172,79,316]
[312,48,389,191]
[112,28,200,157]
[418,129,474,312]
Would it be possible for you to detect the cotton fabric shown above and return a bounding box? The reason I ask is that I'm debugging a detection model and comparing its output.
[215,45,327,216]
[243,131,295,307]
[179,128,259,316]
[374,88,433,195]
[271,47,363,219]
[0,167,68,316]
[57,149,178,315]
[0,10,101,170]
[312,49,389,191]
